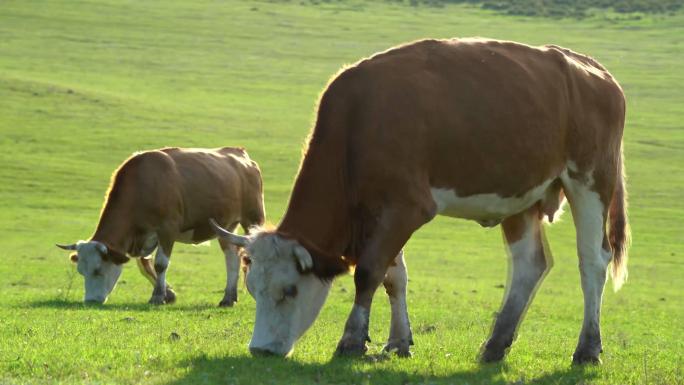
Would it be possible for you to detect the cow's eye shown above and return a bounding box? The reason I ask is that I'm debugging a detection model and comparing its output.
[283,285,298,299]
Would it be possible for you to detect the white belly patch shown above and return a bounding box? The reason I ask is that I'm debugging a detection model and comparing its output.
[430,178,554,226]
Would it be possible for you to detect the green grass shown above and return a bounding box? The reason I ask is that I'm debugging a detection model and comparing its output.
[0,1,682,384]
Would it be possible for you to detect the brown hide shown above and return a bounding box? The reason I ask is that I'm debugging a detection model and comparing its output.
[277,38,625,278]
[91,147,265,262]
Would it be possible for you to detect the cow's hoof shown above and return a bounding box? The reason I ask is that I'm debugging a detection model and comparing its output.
[218,290,237,307]
[218,299,236,307]
[383,340,412,357]
[572,350,602,365]
[164,288,177,304]
[148,296,166,305]
[335,338,368,357]
[480,348,506,363]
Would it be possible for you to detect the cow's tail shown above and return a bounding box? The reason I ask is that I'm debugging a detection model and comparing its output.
[608,150,630,291]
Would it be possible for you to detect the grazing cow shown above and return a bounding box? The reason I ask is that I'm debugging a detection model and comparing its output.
[57,147,265,306]
[212,38,629,364]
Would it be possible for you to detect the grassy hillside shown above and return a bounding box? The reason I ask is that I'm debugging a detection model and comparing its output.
[0,1,682,384]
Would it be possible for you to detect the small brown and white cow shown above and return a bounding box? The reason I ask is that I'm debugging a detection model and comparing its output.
[212,38,629,364]
[57,147,265,306]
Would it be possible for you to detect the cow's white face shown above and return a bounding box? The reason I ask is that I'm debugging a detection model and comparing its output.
[244,234,331,357]
[73,241,123,304]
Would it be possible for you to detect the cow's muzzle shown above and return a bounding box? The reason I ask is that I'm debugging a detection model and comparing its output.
[249,343,290,357]
[84,297,106,305]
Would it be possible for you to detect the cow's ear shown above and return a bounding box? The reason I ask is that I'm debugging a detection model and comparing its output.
[293,245,313,273]
[241,259,251,276]
[69,253,78,263]
[105,248,130,265]
[238,248,251,270]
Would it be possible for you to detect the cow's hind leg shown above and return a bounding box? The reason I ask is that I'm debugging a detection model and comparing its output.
[149,238,174,305]
[218,232,240,307]
[481,205,551,362]
[382,249,414,357]
[562,174,613,365]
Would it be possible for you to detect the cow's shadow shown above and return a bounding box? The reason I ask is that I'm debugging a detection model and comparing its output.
[26,298,219,312]
[163,354,597,385]
[28,299,598,384]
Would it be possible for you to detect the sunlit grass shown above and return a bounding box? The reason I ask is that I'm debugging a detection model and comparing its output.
[0,1,682,384]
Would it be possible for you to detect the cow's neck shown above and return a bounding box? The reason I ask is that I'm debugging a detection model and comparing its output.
[278,145,352,279]
[91,204,133,254]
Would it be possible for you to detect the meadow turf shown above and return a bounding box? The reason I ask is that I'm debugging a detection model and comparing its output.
[0,1,682,384]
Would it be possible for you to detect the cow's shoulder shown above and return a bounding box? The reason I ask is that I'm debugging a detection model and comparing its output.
[216,146,248,158]
[115,149,174,178]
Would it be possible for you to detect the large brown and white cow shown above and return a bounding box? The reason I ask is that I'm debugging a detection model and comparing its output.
[212,38,629,364]
[58,147,265,306]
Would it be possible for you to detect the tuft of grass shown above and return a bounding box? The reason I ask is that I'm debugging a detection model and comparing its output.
[0,1,682,384]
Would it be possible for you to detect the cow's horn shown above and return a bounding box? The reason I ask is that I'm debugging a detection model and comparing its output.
[56,243,78,251]
[293,245,313,272]
[209,218,249,247]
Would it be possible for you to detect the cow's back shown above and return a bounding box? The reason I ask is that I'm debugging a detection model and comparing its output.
[158,147,262,232]
[320,38,623,200]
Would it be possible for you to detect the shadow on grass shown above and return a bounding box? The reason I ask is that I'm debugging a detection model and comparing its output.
[24,299,220,312]
[163,354,598,385]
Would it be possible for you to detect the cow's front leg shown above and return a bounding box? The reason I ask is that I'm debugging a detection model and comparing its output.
[335,204,433,357]
[382,249,413,357]
[335,267,379,356]
[218,237,240,307]
[481,205,551,362]
[136,257,176,304]
[149,241,174,305]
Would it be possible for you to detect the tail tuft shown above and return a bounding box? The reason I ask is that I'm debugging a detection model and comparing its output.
[609,153,630,291]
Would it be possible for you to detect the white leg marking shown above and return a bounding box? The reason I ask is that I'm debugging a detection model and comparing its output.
[383,250,413,356]
[343,304,369,338]
[482,210,549,362]
[507,219,544,284]
[150,247,170,305]
[220,244,240,306]
[336,304,370,354]
[562,171,610,362]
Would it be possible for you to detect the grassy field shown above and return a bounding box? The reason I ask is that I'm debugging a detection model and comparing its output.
[0,1,682,384]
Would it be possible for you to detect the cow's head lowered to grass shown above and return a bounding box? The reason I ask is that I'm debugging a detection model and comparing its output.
[56,241,128,304]
[210,220,331,357]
